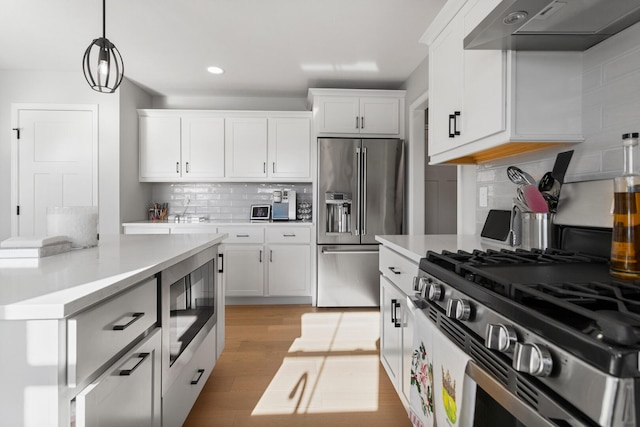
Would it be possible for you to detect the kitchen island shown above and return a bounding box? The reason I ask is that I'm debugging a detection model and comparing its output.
[0,233,227,427]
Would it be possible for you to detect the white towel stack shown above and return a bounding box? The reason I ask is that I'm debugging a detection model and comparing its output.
[0,235,72,258]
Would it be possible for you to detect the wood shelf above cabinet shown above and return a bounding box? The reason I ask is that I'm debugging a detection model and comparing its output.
[433,141,578,165]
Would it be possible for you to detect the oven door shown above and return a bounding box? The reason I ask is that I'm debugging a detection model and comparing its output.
[409,298,585,427]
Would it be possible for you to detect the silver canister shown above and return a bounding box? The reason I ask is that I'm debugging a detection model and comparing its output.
[521,212,553,250]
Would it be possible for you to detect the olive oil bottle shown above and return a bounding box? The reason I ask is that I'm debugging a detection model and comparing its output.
[611,132,640,278]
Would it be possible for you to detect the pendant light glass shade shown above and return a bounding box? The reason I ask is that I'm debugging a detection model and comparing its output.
[82,0,124,93]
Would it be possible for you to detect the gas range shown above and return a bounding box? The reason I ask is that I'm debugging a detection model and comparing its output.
[415,247,640,427]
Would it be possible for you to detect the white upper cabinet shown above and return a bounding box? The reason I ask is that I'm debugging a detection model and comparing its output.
[268,118,311,179]
[139,110,312,182]
[139,115,182,180]
[308,89,405,138]
[139,112,224,181]
[182,116,225,179]
[225,117,268,178]
[422,0,583,164]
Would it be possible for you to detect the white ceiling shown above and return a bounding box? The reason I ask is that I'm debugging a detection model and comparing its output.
[0,0,446,98]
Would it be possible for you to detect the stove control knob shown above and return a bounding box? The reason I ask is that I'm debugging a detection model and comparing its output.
[485,324,517,353]
[412,277,428,293]
[445,299,471,321]
[513,343,553,377]
[426,283,443,301]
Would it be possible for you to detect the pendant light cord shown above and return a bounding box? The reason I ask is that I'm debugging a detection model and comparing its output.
[102,0,106,39]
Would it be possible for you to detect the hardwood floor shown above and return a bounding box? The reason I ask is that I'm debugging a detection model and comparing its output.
[183,305,411,427]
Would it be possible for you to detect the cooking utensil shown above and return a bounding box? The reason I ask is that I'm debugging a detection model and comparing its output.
[542,193,559,213]
[552,150,574,185]
[507,166,535,186]
[522,184,549,213]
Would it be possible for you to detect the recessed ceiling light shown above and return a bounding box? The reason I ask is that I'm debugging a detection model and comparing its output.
[207,66,224,75]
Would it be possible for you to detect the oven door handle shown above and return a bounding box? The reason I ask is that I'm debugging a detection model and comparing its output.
[465,361,571,427]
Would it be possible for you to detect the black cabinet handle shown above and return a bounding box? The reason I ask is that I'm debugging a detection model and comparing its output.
[176,162,180,173]
[113,312,144,331]
[361,116,365,129]
[119,352,150,376]
[390,298,397,324]
[191,368,205,385]
[218,253,224,273]
[388,266,401,275]
[356,116,359,129]
[393,300,401,328]
[449,114,455,138]
[454,111,461,136]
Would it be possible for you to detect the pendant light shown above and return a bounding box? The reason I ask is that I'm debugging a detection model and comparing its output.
[82,0,124,93]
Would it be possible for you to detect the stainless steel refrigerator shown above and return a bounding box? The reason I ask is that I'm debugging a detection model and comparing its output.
[317,138,404,307]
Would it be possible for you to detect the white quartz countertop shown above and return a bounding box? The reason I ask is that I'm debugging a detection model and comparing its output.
[122,220,313,227]
[375,234,511,263]
[0,233,227,320]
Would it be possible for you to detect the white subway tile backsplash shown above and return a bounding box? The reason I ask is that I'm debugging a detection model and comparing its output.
[476,22,640,227]
[150,182,312,221]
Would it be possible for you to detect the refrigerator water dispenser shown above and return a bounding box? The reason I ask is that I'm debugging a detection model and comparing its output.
[325,192,352,233]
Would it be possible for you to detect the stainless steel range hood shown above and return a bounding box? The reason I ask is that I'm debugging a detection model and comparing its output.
[464,0,640,51]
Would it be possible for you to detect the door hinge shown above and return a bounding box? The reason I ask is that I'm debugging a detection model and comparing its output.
[12,128,20,139]
[16,206,20,215]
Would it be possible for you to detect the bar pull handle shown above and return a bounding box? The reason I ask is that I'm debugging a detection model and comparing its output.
[259,250,262,263]
[185,161,190,173]
[191,368,205,385]
[263,162,266,173]
[454,111,461,136]
[361,116,365,129]
[236,234,250,238]
[283,233,296,237]
[176,162,180,173]
[449,114,455,138]
[113,312,145,331]
[270,250,273,262]
[355,147,361,236]
[362,147,368,236]
[218,253,224,273]
[272,162,275,173]
[119,352,150,376]
[388,266,402,275]
[356,116,359,129]
[391,299,401,327]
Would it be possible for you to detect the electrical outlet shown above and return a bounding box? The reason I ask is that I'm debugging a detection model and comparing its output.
[479,187,488,208]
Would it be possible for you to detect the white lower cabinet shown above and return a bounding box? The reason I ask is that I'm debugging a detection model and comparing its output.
[74,329,161,427]
[379,245,418,409]
[220,225,312,299]
[163,325,217,427]
[223,244,265,296]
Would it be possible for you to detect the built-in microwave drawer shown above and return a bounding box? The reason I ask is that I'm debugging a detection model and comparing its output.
[67,277,158,388]
[217,227,264,244]
[266,227,311,244]
[379,246,418,295]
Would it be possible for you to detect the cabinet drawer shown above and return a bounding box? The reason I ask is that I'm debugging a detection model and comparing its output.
[74,329,161,427]
[217,227,264,244]
[163,326,217,427]
[67,277,158,388]
[266,227,311,243]
[379,246,418,295]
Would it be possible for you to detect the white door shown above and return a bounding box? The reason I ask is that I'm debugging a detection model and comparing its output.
[12,104,98,236]
[182,116,225,179]
[359,97,400,135]
[267,118,310,179]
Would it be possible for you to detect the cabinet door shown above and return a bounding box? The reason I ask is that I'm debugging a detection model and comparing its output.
[267,245,310,296]
[74,329,161,427]
[380,276,403,393]
[401,303,414,406]
[225,118,268,178]
[139,116,182,180]
[268,118,311,179]
[222,244,265,296]
[316,96,360,133]
[428,12,464,157]
[359,97,400,135]
[182,116,225,179]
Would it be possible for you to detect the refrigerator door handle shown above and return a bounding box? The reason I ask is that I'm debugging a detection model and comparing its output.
[362,147,368,236]
[355,147,361,236]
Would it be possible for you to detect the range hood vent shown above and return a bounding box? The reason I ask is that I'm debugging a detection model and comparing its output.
[464,0,640,51]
